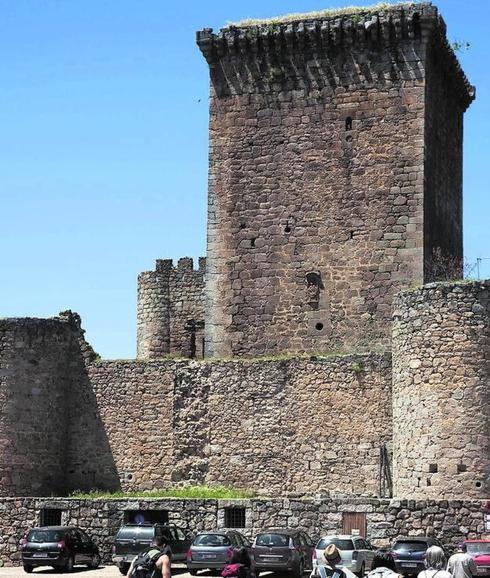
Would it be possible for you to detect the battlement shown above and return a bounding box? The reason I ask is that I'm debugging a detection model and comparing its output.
[137,257,206,359]
[197,2,473,105]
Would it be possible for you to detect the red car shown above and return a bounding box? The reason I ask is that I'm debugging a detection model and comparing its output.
[465,540,490,576]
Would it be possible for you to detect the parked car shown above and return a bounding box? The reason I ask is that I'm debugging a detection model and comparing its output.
[252,528,314,578]
[186,529,251,574]
[113,523,192,575]
[313,535,376,577]
[21,525,100,573]
[465,540,490,576]
[391,537,444,576]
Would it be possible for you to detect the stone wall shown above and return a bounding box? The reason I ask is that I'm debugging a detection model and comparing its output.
[0,314,120,497]
[198,3,474,358]
[137,257,206,359]
[392,281,490,499]
[87,353,392,496]
[0,497,487,566]
[423,19,470,279]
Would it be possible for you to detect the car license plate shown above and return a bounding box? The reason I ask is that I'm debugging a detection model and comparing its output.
[403,563,417,568]
[33,553,49,558]
[262,557,279,562]
[203,554,217,559]
[477,568,489,574]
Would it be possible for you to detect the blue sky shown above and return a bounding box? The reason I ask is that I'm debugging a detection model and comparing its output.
[0,0,488,359]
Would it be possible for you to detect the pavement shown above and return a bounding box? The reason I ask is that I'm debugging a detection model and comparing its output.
[0,562,198,578]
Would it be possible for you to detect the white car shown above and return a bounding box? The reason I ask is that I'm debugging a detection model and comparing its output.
[313,535,376,577]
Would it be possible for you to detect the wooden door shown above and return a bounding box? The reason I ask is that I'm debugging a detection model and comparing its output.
[342,512,367,537]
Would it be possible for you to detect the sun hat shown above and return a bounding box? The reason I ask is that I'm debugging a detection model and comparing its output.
[324,544,342,565]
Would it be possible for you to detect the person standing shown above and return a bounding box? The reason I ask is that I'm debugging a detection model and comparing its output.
[447,544,477,578]
[418,546,452,578]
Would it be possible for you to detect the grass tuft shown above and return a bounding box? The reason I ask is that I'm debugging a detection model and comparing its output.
[227,2,420,28]
[68,485,256,500]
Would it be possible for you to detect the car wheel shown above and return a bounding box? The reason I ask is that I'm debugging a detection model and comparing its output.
[23,565,33,574]
[357,563,365,577]
[88,553,101,569]
[65,556,75,573]
[189,570,199,576]
[119,563,130,575]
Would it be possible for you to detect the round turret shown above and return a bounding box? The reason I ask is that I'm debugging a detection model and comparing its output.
[392,281,490,499]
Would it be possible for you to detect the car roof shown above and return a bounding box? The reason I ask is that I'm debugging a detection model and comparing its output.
[29,526,76,532]
[256,529,301,535]
[465,540,490,543]
[196,529,236,535]
[318,535,359,540]
[394,537,435,542]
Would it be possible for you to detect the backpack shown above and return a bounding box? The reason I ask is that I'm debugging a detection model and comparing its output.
[131,547,163,578]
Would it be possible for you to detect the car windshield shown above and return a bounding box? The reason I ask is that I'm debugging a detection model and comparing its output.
[394,541,428,552]
[467,544,490,555]
[256,534,289,547]
[27,530,63,543]
[317,539,355,551]
[116,527,154,540]
[194,534,231,547]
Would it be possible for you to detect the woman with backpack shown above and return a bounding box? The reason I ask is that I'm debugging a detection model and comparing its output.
[221,547,252,578]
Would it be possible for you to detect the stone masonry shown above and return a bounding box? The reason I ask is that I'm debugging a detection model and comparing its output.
[392,281,490,499]
[197,2,474,358]
[137,257,206,359]
[0,497,487,566]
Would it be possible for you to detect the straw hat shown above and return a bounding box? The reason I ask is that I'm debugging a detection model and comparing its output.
[324,544,342,565]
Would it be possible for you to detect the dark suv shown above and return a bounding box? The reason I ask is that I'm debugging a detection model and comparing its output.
[21,526,100,573]
[392,537,444,576]
[252,529,314,578]
[113,523,193,575]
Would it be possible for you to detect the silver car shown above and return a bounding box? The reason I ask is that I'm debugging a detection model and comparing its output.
[313,535,376,577]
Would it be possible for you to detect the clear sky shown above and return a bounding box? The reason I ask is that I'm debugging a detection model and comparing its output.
[0,0,488,359]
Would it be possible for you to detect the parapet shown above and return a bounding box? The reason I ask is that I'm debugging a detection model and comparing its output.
[197,2,474,105]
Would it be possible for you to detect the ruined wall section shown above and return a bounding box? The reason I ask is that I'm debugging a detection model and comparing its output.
[392,281,490,499]
[0,317,77,496]
[423,20,474,280]
[88,353,392,496]
[137,257,206,359]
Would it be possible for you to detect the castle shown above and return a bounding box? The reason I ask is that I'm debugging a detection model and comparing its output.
[0,2,488,512]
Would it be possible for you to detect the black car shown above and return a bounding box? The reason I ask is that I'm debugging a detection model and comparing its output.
[113,523,193,575]
[21,525,100,573]
[186,529,251,574]
[252,528,314,578]
[391,537,444,576]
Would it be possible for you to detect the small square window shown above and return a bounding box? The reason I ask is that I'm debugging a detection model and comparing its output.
[429,463,438,473]
[40,508,62,526]
[224,507,246,528]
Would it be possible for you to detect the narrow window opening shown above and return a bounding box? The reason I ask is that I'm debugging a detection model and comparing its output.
[345,116,353,131]
[250,238,256,248]
[224,507,246,528]
[349,231,354,239]
[426,478,431,486]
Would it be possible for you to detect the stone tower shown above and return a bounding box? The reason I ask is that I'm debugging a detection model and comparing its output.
[197,3,474,358]
[392,281,490,499]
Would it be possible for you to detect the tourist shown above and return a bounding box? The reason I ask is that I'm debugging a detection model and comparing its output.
[126,536,171,578]
[418,546,451,578]
[222,547,252,578]
[447,544,477,578]
[311,544,357,578]
[367,552,402,578]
